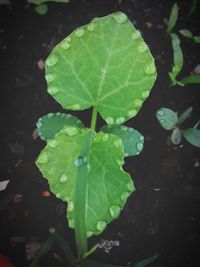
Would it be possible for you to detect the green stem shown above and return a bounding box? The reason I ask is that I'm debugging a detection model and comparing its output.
[90,105,98,130]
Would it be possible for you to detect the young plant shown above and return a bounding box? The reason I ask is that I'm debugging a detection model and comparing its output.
[179,29,200,44]
[35,12,157,266]
[156,107,200,147]
[27,0,70,15]
[166,3,179,34]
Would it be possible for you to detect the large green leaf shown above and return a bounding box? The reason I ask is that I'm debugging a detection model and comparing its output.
[45,12,156,125]
[36,126,135,236]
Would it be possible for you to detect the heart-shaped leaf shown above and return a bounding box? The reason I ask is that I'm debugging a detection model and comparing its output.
[45,12,156,125]
[36,126,135,236]
[183,128,200,147]
[36,112,83,141]
[156,108,178,130]
[101,125,144,157]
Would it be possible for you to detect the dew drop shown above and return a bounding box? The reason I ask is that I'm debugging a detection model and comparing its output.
[132,30,141,40]
[46,55,58,67]
[157,109,165,116]
[114,139,122,148]
[137,142,143,151]
[60,173,68,183]
[124,152,129,157]
[37,121,42,128]
[140,135,144,141]
[48,86,59,95]
[128,109,137,117]
[45,74,55,82]
[141,90,150,98]
[56,193,61,198]
[138,42,148,53]
[68,218,74,228]
[61,39,70,50]
[113,12,127,24]
[127,182,134,192]
[121,125,127,131]
[37,153,48,164]
[110,205,121,218]
[117,159,124,165]
[128,127,134,132]
[134,99,143,107]
[75,28,85,37]
[69,104,81,110]
[87,23,94,31]
[74,156,86,166]
[64,126,78,136]
[87,231,93,238]
[145,63,156,75]
[66,114,72,118]
[48,140,58,148]
[121,192,129,202]
[97,221,107,231]
[68,201,74,211]
[102,134,109,141]
[47,113,54,118]
[116,117,125,124]
[105,117,114,125]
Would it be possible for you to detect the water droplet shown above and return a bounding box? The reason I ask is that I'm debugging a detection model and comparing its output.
[48,140,58,148]
[68,218,74,228]
[87,164,91,172]
[61,39,71,50]
[127,182,134,192]
[97,221,107,231]
[75,28,85,37]
[47,113,54,118]
[37,153,48,164]
[134,99,143,107]
[132,30,141,40]
[49,227,55,234]
[141,90,150,98]
[87,23,94,31]
[46,55,58,67]
[102,134,109,141]
[157,109,165,116]
[140,135,144,141]
[66,114,72,119]
[63,126,78,136]
[128,127,134,132]
[128,109,137,117]
[116,117,125,124]
[37,121,42,128]
[105,117,114,125]
[60,173,68,183]
[45,74,56,82]
[114,138,122,148]
[124,152,129,157]
[68,201,74,211]
[56,193,61,198]
[68,104,81,110]
[48,86,59,95]
[138,42,148,53]
[110,205,121,218]
[117,159,124,165]
[113,12,127,24]
[74,156,86,166]
[121,192,129,202]
[87,231,93,237]
[145,63,156,75]
[137,142,143,151]
[121,125,127,131]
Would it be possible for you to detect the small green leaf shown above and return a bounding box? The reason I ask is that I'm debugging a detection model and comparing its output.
[194,36,200,44]
[156,108,178,130]
[169,33,183,85]
[189,0,198,17]
[171,127,182,145]
[34,4,48,15]
[179,29,193,39]
[28,0,69,4]
[167,3,179,33]
[36,127,135,237]
[133,254,159,267]
[101,124,144,157]
[45,12,156,124]
[36,112,84,141]
[183,128,200,147]
[177,107,193,125]
[179,74,200,85]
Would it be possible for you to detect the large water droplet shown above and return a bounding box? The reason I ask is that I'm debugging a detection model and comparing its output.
[45,74,56,82]
[113,12,127,24]
[105,117,114,125]
[60,173,68,183]
[87,23,95,31]
[141,90,150,98]
[48,140,58,148]
[68,201,74,211]
[127,182,134,192]
[47,113,54,118]
[121,192,129,202]
[134,99,143,107]
[138,42,148,53]
[145,63,156,75]
[140,135,144,141]
[48,86,59,95]
[74,156,86,166]
[102,134,109,141]
[61,39,71,50]
[75,28,85,37]
[64,126,78,136]
[132,30,141,40]
[37,153,48,164]
[46,55,58,67]
[97,221,107,231]
[110,205,121,218]
[116,117,125,124]
[128,109,137,117]
[137,142,143,151]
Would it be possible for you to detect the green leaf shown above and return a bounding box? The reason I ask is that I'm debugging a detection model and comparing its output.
[36,126,135,237]
[167,3,179,33]
[194,36,200,43]
[28,0,70,4]
[189,0,198,17]
[177,107,193,125]
[179,29,193,39]
[183,128,200,147]
[36,112,84,141]
[133,254,159,267]
[101,124,144,157]
[156,108,178,130]
[171,127,182,145]
[45,12,156,125]
[34,4,48,15]
[179,74,200,85]
[169,33,183,85]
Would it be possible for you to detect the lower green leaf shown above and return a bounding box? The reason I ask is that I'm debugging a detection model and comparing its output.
[183,128,200,147]
[156,108,178,130]
[101,125,144,157]
[34,4,48,15]
[179,74,200,85]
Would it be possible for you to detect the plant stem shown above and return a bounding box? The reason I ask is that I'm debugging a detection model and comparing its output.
[90,105,98,130]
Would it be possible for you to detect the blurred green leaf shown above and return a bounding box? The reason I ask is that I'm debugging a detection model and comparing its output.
[177,107,193,125]
[183,128,200,147]
[167,3,179,33]
[189,0,198,17]
[194,36,200,43]
[171,127,182,145]
[34,4,48,15]
[179,74,200,85]
[156,108,178,130]
[28,0,69,4]
[179,29,193,39]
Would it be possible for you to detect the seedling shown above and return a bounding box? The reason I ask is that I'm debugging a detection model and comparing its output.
[28,0,70,15]
[156,107,200,147]
[179,29,200,44]
[35,12,158,266]
[166,3,179,34]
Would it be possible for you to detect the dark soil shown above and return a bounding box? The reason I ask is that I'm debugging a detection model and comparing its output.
[0,0,200,266]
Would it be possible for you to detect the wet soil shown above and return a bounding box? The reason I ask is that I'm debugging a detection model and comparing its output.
[0,0,200,266]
